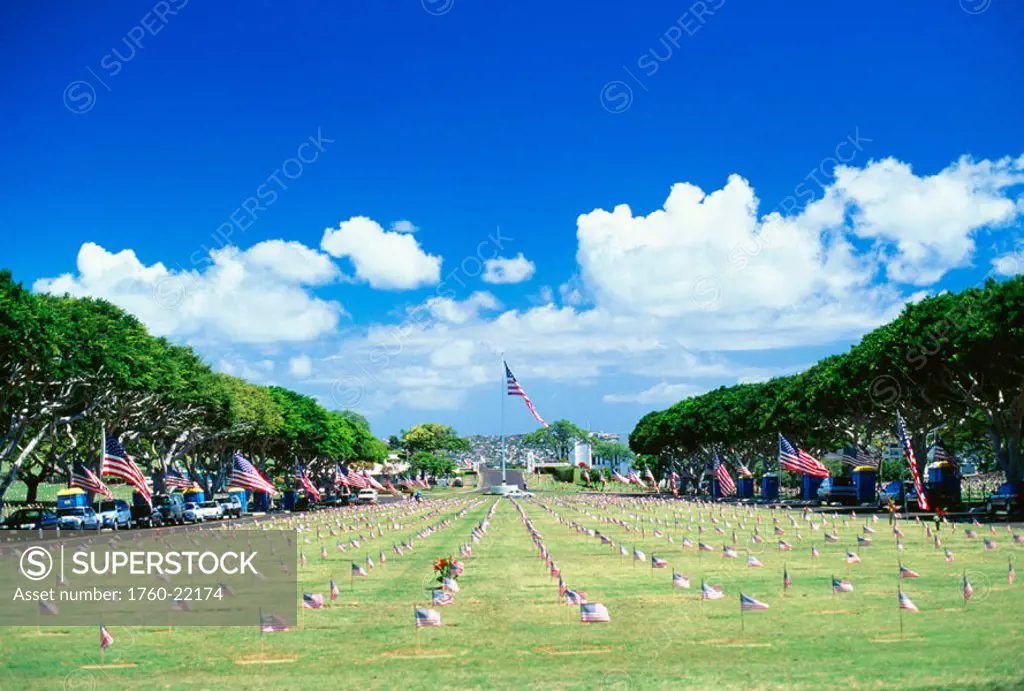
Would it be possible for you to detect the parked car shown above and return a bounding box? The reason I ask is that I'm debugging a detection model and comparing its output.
[131,505,164,529]
[879,480,920,510]
[154,494,186,525]
[0,508,58,530]
[198,501,224,521]
[183,502,203,523]
[817,477,858,506]
[57,506,101,530]
[216,495,243,518]
[356,488,378,505]
[95,499,133,530]
[987,483,1019,516]
[507,489,535,498]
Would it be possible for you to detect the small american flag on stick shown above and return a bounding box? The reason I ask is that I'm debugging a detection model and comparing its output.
[415,607,442,627]
[580,602,610,622]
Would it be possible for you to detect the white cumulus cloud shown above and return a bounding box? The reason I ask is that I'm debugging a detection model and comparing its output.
[482,253,536,284]
[603,382,708,405]
[321,216,441,290]
[34,241,344,344]
[289,354,313,378]
[390,220,419,233]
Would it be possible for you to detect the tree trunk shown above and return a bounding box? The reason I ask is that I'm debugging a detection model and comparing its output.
[0,425,49,501]
[24,476,41,504]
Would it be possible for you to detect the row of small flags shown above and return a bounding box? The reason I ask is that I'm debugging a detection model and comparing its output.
[534,495,1019,615]
[511,499,616,624]
[79,493,1019,651]
[416,500,498,627]
[272,498,483,630]
[541,498,770,612]
[542,494,1021,571]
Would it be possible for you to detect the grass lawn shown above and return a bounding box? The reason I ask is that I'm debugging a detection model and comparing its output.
[1,493,1021,690]
[2,480,138,505]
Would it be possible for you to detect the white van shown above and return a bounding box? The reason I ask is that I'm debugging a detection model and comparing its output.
[357,488,378,505]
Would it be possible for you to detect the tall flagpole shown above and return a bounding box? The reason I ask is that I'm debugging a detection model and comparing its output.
[500,353,506,486]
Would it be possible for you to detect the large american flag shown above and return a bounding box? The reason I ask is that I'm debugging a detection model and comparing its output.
[343,466,368,489]
[296,463,321,502]
[778,434,829,478]
[895,412,929,511]
[362,471,386,491]
[163,463,193,490]
[713,451,736,495]
[71,462,112,499]
[505,362,548,427]
[101,431,151,506]
[841,445,878,469]
[334,464,350,489]
[228,452,277,495]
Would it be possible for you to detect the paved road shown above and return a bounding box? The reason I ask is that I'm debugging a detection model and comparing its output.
[478,467,526,491]
[2,494,412,545]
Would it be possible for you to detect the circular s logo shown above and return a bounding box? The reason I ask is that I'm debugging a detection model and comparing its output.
[63,80,97,114]
[868,375,902,408]
[600,81,633,114]
[20,546,54,581]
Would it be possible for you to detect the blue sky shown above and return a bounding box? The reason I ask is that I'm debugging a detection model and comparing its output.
[2,0,1023,438]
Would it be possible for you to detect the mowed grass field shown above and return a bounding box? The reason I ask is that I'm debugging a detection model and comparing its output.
[1,493,1022,690]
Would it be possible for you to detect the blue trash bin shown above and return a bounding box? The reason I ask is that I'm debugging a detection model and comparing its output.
[228,487,248,513]
[802,475,824,500]
[737,477,754,499]
[57,487,90,509]
[252,491,270,512]
[711,479,722,500]
[761,474,779,501]
[853,467,877,505]
[282,489,297,511]
[926,462,961,508]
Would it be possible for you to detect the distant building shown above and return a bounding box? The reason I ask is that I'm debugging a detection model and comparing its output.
[572,439,592,467]
[590,455,632,477]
